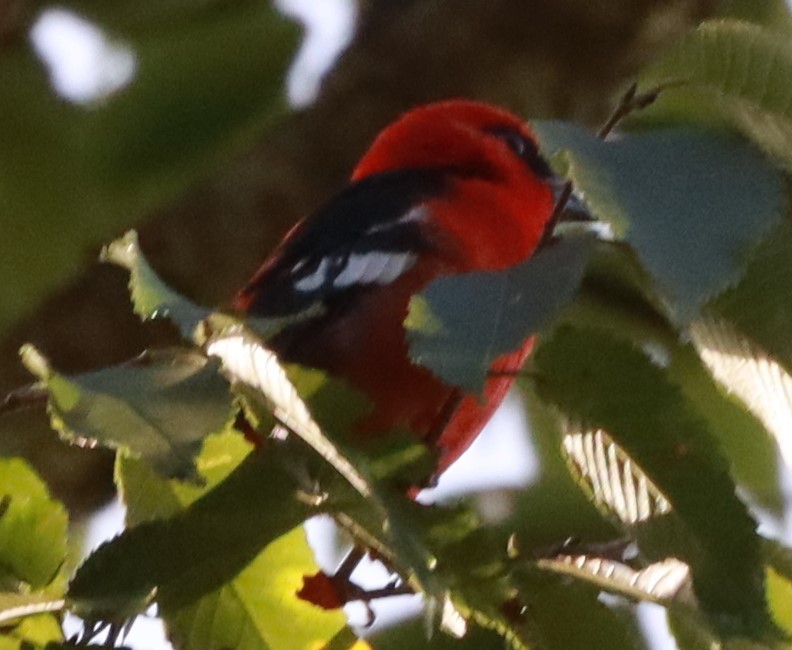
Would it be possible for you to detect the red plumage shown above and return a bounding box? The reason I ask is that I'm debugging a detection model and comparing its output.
[234,100,555,477]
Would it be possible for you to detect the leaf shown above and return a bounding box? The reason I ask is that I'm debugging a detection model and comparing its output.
[531,325,772,638]
[712,219,792,378]
[508,382,618,549]
[21,345,235,482]
[166,527,348,650]
[101,230,209,338]
[637,19,792,171]
[766,567,792,639]
[118,434,350,649]
[0,609,64,648]
[537,555,690,604]
[0,459,68,589]
[562,429,672,526]
[510,567,649,650]
[68,443,316,620]
[560,243,783,514]
[533,122,786,322]
[0,3,298,334]
[214,338,526,646]
[690,318,792,469]
[718,0,792,28]
[406,234,595,392]
[202,320,375,499]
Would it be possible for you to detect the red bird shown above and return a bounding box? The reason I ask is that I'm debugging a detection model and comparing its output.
[234,100,557,478]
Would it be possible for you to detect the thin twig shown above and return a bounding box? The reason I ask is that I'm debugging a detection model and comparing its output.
[540,81,661,247]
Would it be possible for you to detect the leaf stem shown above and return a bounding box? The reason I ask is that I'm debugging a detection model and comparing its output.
[542,82,661,244]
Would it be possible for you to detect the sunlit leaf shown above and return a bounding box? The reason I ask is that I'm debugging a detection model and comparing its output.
[202,320,374,499]
[0,459,67,589]
[690,318,792,469]
[166,527,348,650]
[0,609,64,648]
[562,428,671,526]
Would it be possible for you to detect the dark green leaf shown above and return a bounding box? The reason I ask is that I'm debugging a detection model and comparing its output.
[511,567,648,650]
[68,443,315,620]
[534,123,786,322]
[371,619,505,650]
[21,345,235,482]
[557,244,783,514]
[406,234,594,392]
[712,220,792,376]
[508,382,617,549]
[117,433,350,649]
[531,325,772,638]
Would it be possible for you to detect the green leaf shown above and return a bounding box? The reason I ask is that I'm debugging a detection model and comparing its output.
[0,2,298,334]
[511,567,649,650]
[0,608,64,648]
[118,433,350,650]
[226,351,529,646]
[165,527,347,650]
[712,219,792,376]
[556,243,783,513]
[508,382,617,548]
[531,325,772,638]
[534,122,786,322]
[0,459,68,589]
[118,431,253,526]
[101,230,210,338]
[406,234,595,392]
[68,443,315,620]
[21,345,235,482]
[637,20,792,171]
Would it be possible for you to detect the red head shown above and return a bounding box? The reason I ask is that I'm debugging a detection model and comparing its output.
[353,100,556,270]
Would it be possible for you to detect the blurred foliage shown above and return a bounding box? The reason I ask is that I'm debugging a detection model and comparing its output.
[3,1,792,649]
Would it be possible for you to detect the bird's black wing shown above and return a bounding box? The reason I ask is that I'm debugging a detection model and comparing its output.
[239,168,448,317]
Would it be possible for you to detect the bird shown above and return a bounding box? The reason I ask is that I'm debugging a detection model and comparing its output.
[233,100,558,480]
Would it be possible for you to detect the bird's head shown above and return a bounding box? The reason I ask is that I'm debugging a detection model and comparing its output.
[351,99,554,186]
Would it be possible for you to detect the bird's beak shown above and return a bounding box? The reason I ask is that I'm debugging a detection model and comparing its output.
[548,178,614,240]
[552,177,593,223]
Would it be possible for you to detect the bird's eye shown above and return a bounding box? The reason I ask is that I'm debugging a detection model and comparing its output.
[487,126,554,179]
[500,131,527,156]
